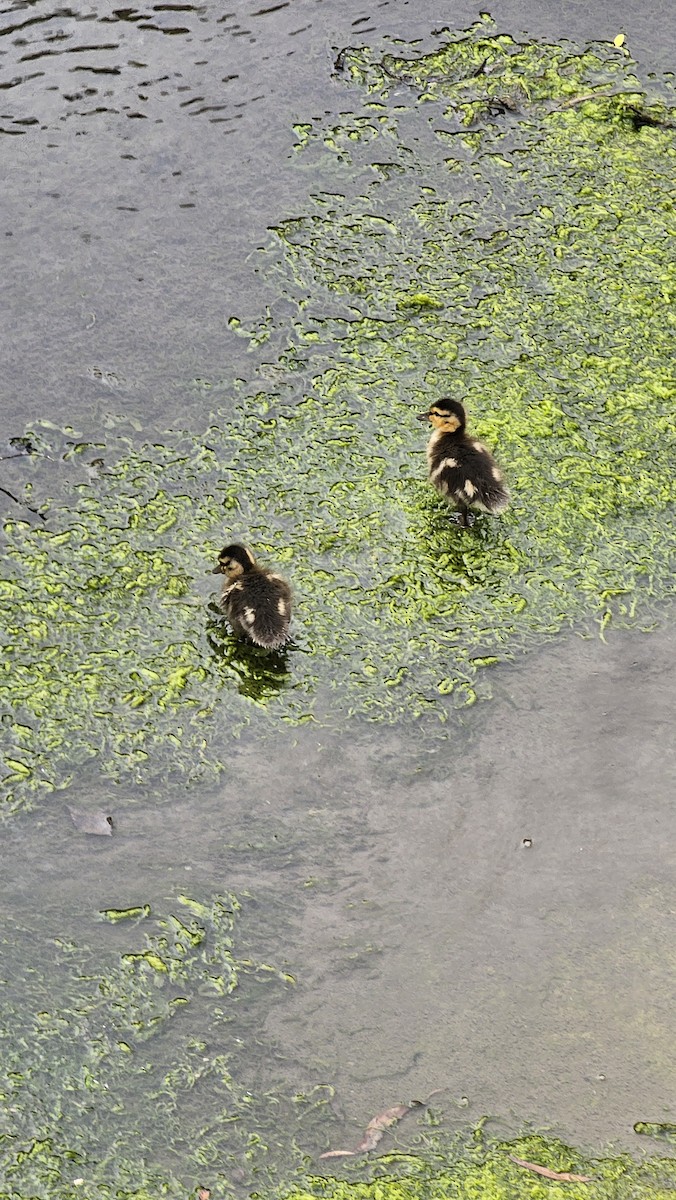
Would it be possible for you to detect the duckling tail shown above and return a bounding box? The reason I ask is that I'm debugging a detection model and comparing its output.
[485,481,510,514]
[250,625,290,650]
[469,473,509,515]
[247,601,291,649]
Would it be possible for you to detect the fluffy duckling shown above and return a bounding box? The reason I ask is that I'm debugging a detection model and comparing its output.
[417,398,509,526]
[212,543,292,649]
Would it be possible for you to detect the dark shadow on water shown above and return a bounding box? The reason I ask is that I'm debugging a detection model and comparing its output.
[205,600,293,702]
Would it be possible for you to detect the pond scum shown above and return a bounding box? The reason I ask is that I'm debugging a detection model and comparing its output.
[1,21,675,814]
[0,18,675,1198]
[2,878,676,1196]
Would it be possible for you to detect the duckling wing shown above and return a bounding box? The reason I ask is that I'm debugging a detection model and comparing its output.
[226,573,292,649]
[430,438,509,514]
[464,443,510,513]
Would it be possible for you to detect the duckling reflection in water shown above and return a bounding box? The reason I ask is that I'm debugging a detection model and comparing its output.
[417,398,509,527]
[205,602,291,703]
[211,543,292,650]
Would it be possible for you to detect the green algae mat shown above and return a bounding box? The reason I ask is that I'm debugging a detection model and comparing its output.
[1,19,675,1199]
[286,1141,676,1200]
[2,19,675,816]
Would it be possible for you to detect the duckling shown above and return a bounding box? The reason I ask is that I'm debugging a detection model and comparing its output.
[417,398,509,526]
[211,543,292,649]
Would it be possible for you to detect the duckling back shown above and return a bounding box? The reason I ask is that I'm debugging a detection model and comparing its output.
[225,570,292,649]
[428,432,509,515]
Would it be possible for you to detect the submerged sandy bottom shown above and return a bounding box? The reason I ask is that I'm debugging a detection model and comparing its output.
[255,616,675,1152]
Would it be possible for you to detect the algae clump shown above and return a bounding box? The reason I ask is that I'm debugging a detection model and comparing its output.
[1,22,675,814]
[284,1137,676,1200]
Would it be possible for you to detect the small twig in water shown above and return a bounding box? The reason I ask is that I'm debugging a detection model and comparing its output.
[0,485,46,521]
[509,1155,592,1182]
[560,90,614,109]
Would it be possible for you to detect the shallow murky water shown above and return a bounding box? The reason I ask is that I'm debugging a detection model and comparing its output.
[1,0,675,1193]
[263,615,676,1149]
[2,612,675,1180]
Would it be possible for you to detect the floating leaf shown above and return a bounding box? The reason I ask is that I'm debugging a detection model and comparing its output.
[122,950,168,972]
[613,33,626,47]
[358,1104,411,1151]
[319,1102,413,1158]
[4,757,31,777]
[67,805,113,836]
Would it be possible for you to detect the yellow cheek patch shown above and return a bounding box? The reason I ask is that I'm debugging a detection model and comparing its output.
[429,412,461,432]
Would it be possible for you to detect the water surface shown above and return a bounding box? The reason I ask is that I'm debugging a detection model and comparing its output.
[1,0,675,1192]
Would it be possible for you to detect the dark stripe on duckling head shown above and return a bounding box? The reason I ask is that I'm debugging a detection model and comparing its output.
[418,398,466,432]
[213,542,257,575]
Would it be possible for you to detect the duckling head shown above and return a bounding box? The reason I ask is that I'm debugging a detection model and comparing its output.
[417,397,466,433]
[211,542,257,579]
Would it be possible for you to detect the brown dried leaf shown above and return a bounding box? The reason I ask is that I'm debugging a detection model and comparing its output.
[365,1104,411,1132]
[67,806,113,836]
[357,1105,411,1151]
[509,1155,592,1182]
[320,1104,412,1159]
[356,1131,382,1153]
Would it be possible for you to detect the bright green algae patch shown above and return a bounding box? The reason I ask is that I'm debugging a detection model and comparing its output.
[286,1139,676,1200]
[2,23,676,814]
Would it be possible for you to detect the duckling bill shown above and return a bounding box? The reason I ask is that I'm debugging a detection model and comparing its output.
[417,398,509,526]
[212,543,292,650]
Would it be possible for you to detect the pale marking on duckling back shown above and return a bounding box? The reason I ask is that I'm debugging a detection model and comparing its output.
[430,456,458,479]
[277,598,288,616]
[463,479,477,498]
[492,466,502,481]
[243,606,256,626]
[268,574,287,584]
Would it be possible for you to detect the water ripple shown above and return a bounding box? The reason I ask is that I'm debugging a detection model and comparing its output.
[0,0,307,135]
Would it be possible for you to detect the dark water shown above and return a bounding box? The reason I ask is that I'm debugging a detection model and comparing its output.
[2,0,674,437]
[2,0,675,1185]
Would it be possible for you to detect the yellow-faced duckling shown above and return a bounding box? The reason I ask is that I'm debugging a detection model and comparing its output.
[417,398,509,527]
[212,543,292,649]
